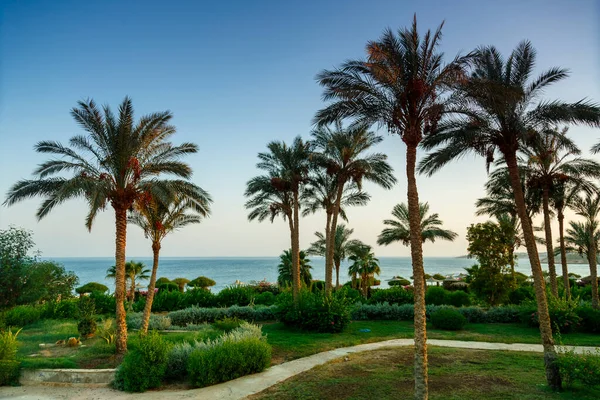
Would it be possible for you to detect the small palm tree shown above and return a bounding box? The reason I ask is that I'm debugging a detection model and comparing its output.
[377,202,457,247]
[245,137,311,304]
[307,224,363,289]
[106,261,150,308]
[4,97,200,353]
[314,17,469,397]
[348,244,380,298]
[420,41,600,389]
[277,250,313,287]
[310,122,396,292]
[128,195,210,333]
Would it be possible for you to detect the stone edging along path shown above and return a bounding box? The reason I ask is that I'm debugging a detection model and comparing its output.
[2,339,599,399]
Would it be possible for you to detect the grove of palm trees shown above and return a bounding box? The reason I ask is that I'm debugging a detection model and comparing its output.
[2,7,600,400]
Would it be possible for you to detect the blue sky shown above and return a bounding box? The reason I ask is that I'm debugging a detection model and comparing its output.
[1,0,599,257]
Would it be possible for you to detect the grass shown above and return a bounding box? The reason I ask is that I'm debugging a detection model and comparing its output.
[249,346,600,400]
[263,320,600,364]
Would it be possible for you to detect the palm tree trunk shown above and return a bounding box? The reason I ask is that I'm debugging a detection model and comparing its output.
[326,184,345,293]
[291,191,301,304]
[324,211,332,290]
[589,227,599,309]
[128,276,136,311]
[505,152,561,390]
[140,241,161,334]
[114,206,128,354]
[335,260,341,289]
[406,143,428,400]
[509,245,516,286]
[557,211,570,299]
[542,187,558,297]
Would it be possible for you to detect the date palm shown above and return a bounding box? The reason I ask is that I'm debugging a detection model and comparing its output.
[310,122,395,292]
[519,128,600,297]
[277,249,313,287]
[245,137,311,304]
[4,97,200,353]
[570,193,600,308]
[348,244,380,298]
[314,16,469,398]
[307,224,363,289]
[420,41,600,389]
[106,261,150,310]
[377,202,457,247]
[128,193,211,333]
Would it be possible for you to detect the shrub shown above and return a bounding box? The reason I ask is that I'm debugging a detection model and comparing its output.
[156,282,179,293]
[447,291,471,307]
[368,287,414,305]
[425,286,449,306]
[388,279,411,286]
[457,307,487,323]
[484,306,521,323]
[336,286,361,303]
[76,282,109,295]
[576,306,600,333]
[310,280,326,292]
[351,302,414,321]
[522,298,580,333]
[152,290,185,312]
[168,305,276,326]
[188,276,216,290]
[188,337,271,388]
[97,318,116,344]
[89,291,116,315]
[127,313,171,331]
[0,328,21,360]
[77,296,96,336]
[431,307,467,330]
[508,286,535,305]
[184,288,217,308]
[275,290,351,333]
[216,285,255,307]
[41,299,79,319]
[113,331,171,392]
[254,292,276,306]
[557,347,600,388]
[0,360,20,386]
[4,305,41,327]
[77,319,97,337]
[246,280,279,295]
[213,317,243,332]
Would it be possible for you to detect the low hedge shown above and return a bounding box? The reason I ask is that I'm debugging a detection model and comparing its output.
[0,360,20,386]
[430,308,467,330]
[168,305,276,327]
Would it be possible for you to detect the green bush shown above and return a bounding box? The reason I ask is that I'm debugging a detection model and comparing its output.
[126,313,171,331]
[425,286,449,306]
[152,290,185,312]
[188,276,216,289]
[508,286,535,305]
[388,279,411,286]
[213,316,243,332]
[336,286,361,303]
[368,287,414,305]
[351,302,414,321]
[156,282,179,293]
[168,305,276,326]
[113,331,171,392]
[216,285,255,307]
[4,305,41,327]
[76,282,109,295]
[254,291,276,306]
[0,360,20,386]
[483,306,521,323]
[447,291,471,307]
[431,307,467,330]
[246,280,279,295]
[557,348,600,388]
[155,277,172,286]
[576,306,600,333]
[310,280,326,292]
[522,298,580,333]
[89,291,116,315]
[0,328,21,360]
[275,290,351,333]
[41,299,79,319]
[184,288,217,308]
[188,337,271,388]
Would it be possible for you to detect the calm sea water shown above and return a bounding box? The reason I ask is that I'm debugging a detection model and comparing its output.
[46,256,594,293]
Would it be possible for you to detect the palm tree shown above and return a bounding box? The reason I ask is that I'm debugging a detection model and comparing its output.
[277,249,313,287]
[310,122,395,292]
[128,194,210,333]
[106,261,150,308]
[419,41,600,389]
[245,137,311,304]
[307,224,363,288]
[377,202,457,247]
[348,244,381,298]
[4,97,200,353]
[314,17,469,398]
[519,128,600,297]
[570,193,600,308]
[564,221,600,302]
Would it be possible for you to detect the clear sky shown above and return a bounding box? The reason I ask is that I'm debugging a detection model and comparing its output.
[0,0,599,258]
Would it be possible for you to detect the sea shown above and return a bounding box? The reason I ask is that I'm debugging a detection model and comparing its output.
[46,256,594,293]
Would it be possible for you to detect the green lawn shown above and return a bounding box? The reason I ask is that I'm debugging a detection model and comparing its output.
[250,346,600,400]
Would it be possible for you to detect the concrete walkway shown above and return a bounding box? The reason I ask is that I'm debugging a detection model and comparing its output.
[1,339,597,400]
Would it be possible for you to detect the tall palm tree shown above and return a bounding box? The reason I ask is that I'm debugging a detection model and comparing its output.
[245,137,311,304]
[314,17,469,398]
[310,122,396,292]
[277,249,313,287]
[128,194,211,333]
[307,224,363,288]
[4,97,200,353]
[570,193,600,308]
[419,41,600,389]
[519,128,600,297]
[377,202,457,247]
[348,244,381,298]
[564,221,600,303]
[106,261,150,309]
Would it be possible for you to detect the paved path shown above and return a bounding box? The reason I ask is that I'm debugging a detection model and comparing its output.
[1,339,597,400]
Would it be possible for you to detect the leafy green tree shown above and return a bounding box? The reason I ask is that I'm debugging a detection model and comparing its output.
[310,122,395,292]
[420,41,600,389]
[4,97,201,354]
[76,282,109,295]
[188,276,216,290]
[245,137,311,304]
[307,224,363,288]
[0,227,35,308]
[348,244,380,298]
[19,261,79,305]
[466,222,514,305]
[128,194,210,333]
[277,250,313,287]
[377,202,457,246]
[314,17,469,397]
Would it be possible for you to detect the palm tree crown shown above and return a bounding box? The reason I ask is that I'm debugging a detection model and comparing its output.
[377,202,457,246]
[277,250,313,287]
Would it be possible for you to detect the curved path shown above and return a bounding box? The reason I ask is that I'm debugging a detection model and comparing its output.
[1,339,598,400]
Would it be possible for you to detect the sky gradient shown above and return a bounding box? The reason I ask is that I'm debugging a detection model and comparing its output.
[1,0,599,258]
